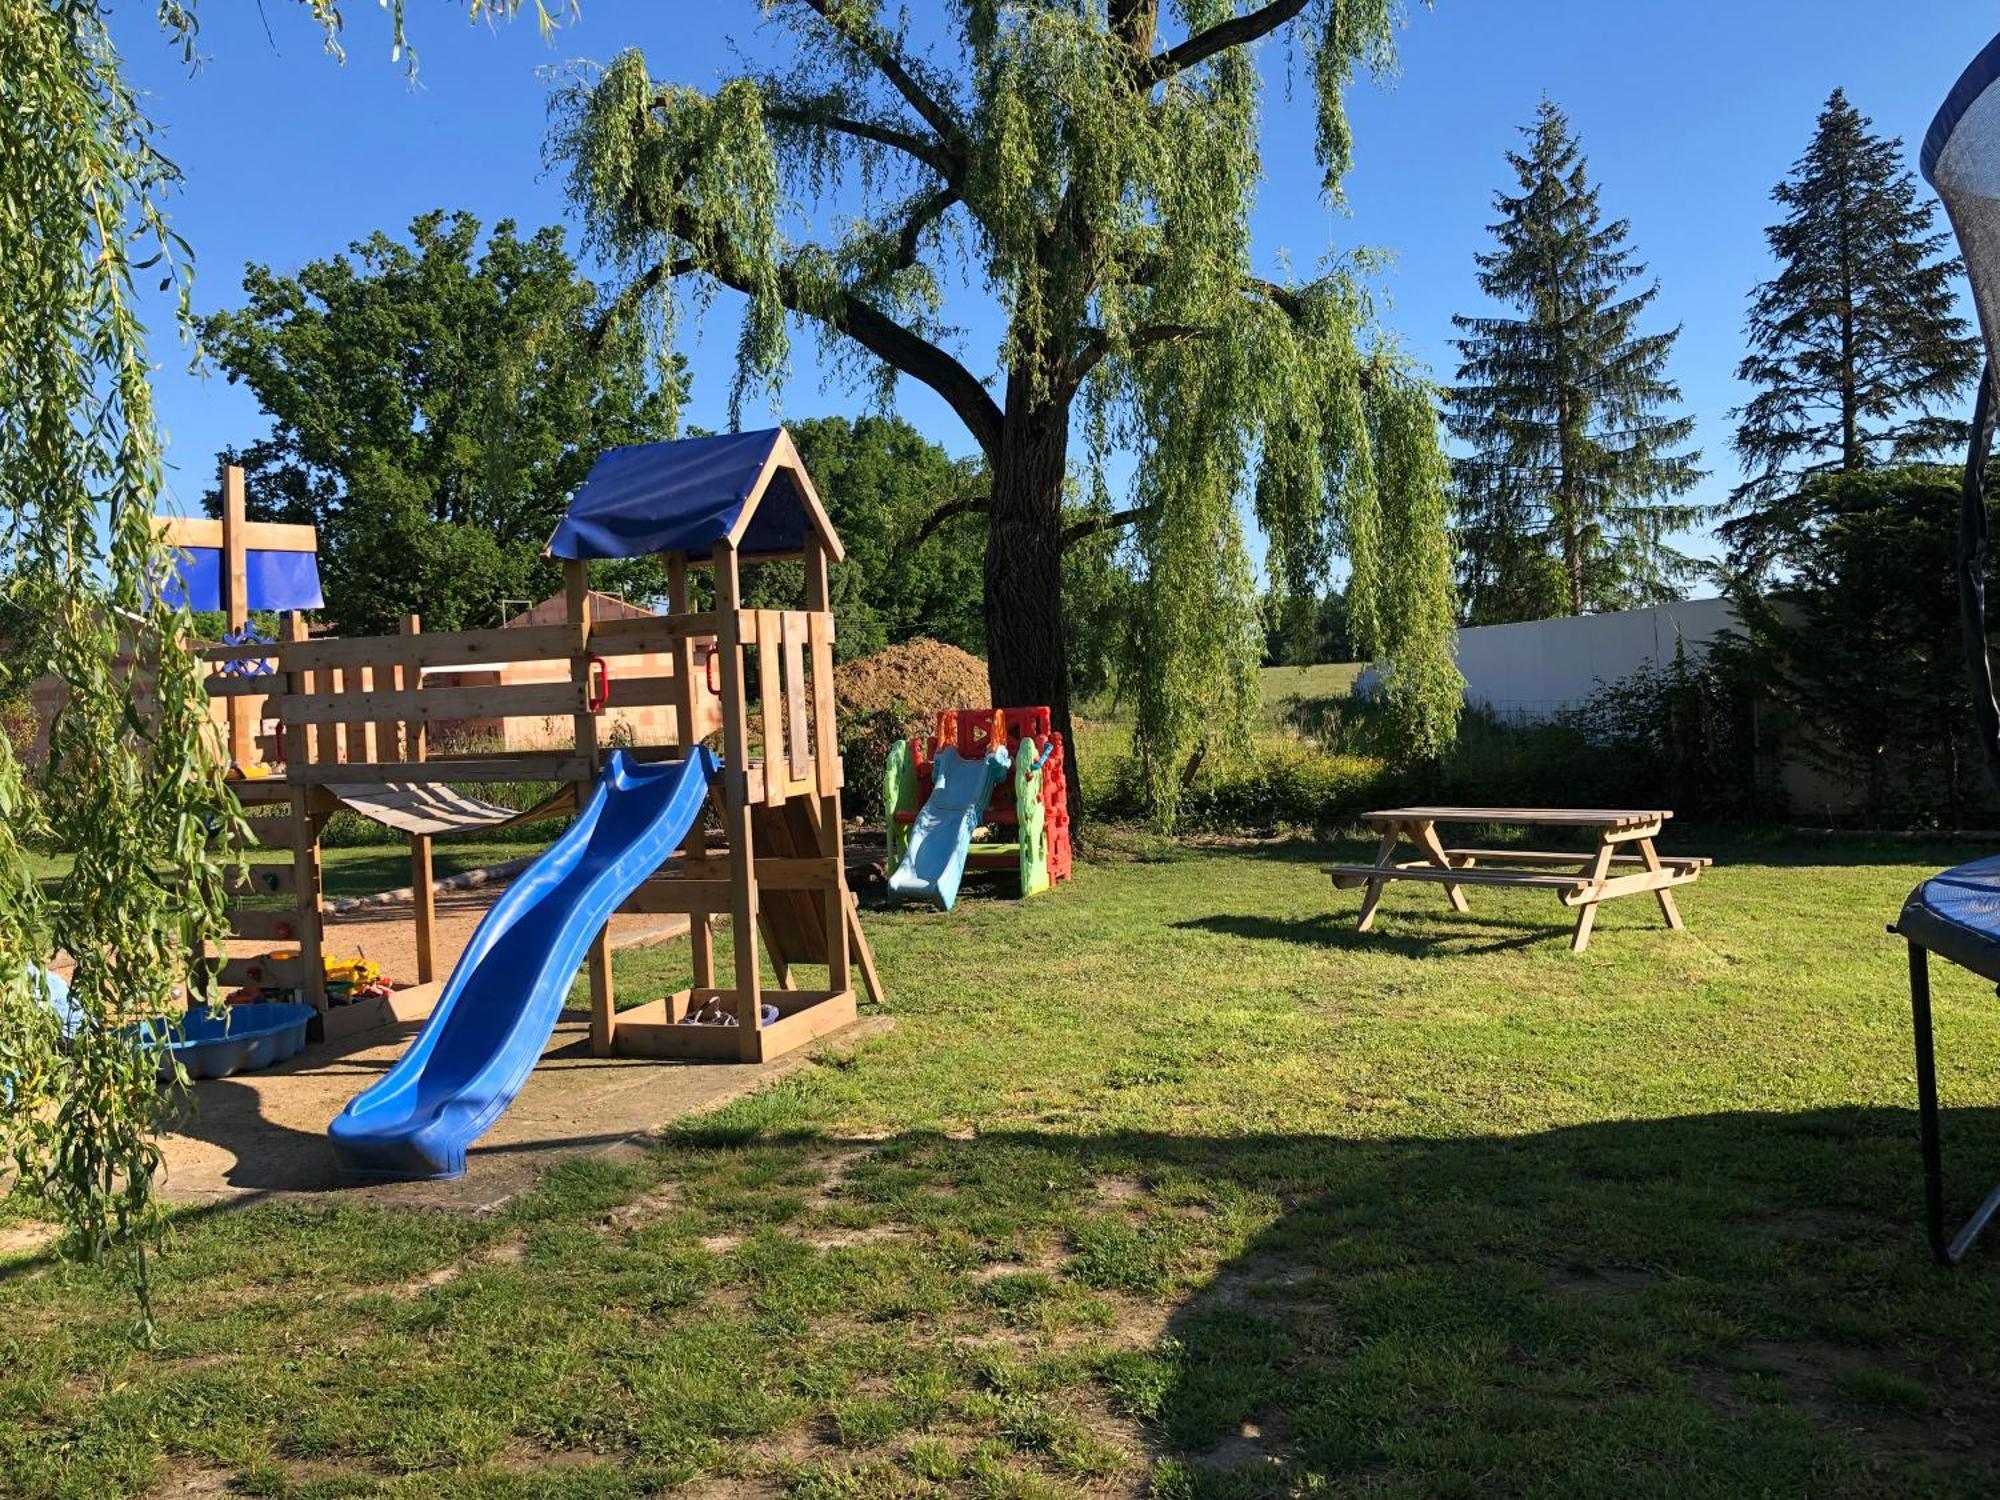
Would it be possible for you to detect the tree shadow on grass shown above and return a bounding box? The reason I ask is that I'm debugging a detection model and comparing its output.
[1172,910,1560,958]
[801,1107,2000,1497]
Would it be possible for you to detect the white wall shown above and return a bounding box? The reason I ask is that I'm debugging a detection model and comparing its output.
[1453,597,1740,721]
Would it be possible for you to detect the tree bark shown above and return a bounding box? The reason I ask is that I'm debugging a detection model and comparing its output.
[983,376,1084,832]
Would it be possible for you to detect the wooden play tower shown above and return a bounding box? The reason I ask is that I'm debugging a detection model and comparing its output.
[180,428,879,1065]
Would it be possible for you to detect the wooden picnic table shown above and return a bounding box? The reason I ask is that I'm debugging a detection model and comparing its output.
[1323,807,1711,953]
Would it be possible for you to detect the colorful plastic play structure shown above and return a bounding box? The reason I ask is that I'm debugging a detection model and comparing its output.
[165,427,882,1178]
[883,707,1072,911]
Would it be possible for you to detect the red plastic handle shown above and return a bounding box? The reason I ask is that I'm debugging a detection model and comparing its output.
[586,654,611,713]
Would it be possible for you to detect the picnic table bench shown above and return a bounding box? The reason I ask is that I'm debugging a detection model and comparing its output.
[1323,807,1710,952]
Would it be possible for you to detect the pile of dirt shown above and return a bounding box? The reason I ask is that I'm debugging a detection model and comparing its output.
[835,639,990,738]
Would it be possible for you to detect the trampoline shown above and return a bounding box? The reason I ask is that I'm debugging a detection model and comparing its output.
[1898,30,2000,1264]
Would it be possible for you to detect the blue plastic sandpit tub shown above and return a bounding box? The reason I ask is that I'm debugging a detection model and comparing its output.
[137,1001,316,1080]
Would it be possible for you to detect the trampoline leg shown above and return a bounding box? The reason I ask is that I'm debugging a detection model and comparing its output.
[1909,942,1950,1264]
[1908,939,2000,1266]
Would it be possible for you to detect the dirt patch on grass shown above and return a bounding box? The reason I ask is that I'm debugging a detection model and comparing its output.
[834,641,990,736]
[0,1220,58,1259]
[386,1236,527,1299]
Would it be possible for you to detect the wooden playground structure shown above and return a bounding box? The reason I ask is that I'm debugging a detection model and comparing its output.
[179,430,880,1066]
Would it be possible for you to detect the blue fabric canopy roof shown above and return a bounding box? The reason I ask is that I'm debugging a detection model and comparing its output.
[162,547,325,613]
[547,429,820,562]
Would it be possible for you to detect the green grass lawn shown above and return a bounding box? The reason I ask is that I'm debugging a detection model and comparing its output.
[7,830,2000,1497]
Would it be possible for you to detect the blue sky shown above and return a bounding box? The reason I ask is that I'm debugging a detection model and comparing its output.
[118,2,1996,577]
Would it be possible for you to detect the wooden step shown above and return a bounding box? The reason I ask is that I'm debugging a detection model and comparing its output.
[1324,863,1587,892]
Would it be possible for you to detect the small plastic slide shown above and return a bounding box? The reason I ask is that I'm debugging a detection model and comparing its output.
[329,747,717,1180]
[887,744,1012,911]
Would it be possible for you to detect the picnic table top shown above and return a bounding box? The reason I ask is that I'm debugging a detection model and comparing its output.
[1364,806,1672,830]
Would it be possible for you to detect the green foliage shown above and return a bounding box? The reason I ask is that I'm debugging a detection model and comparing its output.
[201,210,684,635]
[1448,100,1704,622]
[0,0,244,1319]
[1728,465,1992,825]
[551,2,1462,827]
[1726,89,1980,578]
[1261,587,1351,668]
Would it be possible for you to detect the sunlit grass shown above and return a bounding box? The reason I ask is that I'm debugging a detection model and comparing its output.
[7,829,2000,1496]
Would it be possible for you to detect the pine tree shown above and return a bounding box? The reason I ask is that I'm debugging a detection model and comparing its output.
[1726,88,1980,577]
[1448,100,1704,622]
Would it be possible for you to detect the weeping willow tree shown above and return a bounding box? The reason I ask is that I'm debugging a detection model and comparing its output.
[0,0,552,1321]
[554,0,1462,823]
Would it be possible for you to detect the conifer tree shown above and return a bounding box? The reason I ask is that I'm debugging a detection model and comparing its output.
[1447,100,1703,622]
[1726,88,1979,577]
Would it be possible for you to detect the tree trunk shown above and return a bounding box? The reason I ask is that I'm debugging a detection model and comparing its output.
[982,384,1084,832]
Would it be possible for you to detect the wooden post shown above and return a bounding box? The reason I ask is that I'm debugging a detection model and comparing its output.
[279,610,326,1014]
[803,542,851,1002]
[402,614,436,986]
[567,562,615,1056]
[668,554,715,995]
[712,540,765,1058]
[221,463,255,769]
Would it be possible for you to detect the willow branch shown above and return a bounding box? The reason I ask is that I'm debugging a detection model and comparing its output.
[761,99,956,180]
[587,257,697,355]
[649,229,1003,458]
[913,493,989,545]
[894,187,959,270]
[1062,505,1147,549]
[795,0,963,148]
[1142,0,1309,85]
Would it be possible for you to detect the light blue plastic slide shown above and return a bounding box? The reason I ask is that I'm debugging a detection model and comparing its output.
[329,747,717,1180]
[886,744,1012,912]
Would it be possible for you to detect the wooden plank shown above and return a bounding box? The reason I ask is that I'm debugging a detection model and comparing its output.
[1570,841,1618,953]
[279,612,311,772]
[339,667,371,764]
[1366,806,1672,828]
[1355,823,1402,933]
[1558,867,1703,907]
[212,954,306,990]
[603,674,682,711]
[225,864,296,898]
[756,608,783,807]
[612,989,857,1063]
[243,816,299,851]
[222,463,249,792]
[411,834,436,984]
[754,857,839,891]
[279,679,584,727]
[285,755,589,785]
[1410,819,1471,913]
[668,556,715,997]
[203,675,275,700]
[290,776,325,1010]
[1326,864,1589,891]
[622,877,734,913]
[373,656,403,766]
[199,640,284,665]
[280,622,575,673]
[782,611,810,783]
[589,612,722,653]
[157,516,319,553]
[713,539,764,1055]
[1637,836,1686,930]
[1440,847,1711,869]
[227,907,305,943]
[810,613,838,798]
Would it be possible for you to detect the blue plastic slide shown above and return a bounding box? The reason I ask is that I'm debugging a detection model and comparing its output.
[329,748,717,1180]
[886,744,1012,912]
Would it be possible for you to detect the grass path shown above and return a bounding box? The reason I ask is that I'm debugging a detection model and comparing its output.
[6,831,2000,1497]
